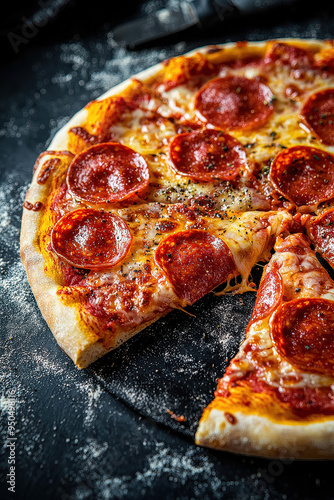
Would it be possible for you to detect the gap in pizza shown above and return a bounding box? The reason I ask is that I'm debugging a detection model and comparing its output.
[21,39,334,459]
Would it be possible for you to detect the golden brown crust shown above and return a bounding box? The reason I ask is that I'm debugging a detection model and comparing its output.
[196,407,334,459]
[196,379,334,458]
[196,383,334,459]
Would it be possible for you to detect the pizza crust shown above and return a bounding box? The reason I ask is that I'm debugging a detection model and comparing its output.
[196,407,334,459]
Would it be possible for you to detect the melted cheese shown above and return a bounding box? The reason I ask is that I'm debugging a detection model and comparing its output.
[108,104,272,211]
[71,207,291,331]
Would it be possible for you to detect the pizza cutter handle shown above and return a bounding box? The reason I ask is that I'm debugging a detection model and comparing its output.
[194,0,299,28]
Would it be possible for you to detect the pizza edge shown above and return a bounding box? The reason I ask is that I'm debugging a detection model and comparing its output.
[195,406,334,459]
[196,231,334,460]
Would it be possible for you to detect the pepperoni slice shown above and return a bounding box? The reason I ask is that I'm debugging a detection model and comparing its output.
[249,268,283,326]
[194,76,274,131]
[67,143,149,203]
[155,230,236,305]
[269,146,334,206]
[263,42,312,69]
[169,129,247,181]
[51,209,132,269]
[308,208,334,267]
[301,89,334,146]
[271,298,334,377]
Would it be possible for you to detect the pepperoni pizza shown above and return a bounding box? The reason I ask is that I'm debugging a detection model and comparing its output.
[21,39,334,458]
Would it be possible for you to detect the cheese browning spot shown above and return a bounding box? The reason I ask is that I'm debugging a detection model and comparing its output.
[23,201,43,211]
[224,412,237,425]
[37,158,61,184]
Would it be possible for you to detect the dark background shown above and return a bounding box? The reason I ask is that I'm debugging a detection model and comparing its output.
[1,1,334,499]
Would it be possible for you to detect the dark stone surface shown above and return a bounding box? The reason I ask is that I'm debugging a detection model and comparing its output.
[1,1,334,498]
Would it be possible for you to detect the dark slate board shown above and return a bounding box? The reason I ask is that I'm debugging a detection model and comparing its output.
[1,1,334,498]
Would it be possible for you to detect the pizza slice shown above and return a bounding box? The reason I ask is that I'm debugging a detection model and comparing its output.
[21,150,291,368]
[196,232,334,459]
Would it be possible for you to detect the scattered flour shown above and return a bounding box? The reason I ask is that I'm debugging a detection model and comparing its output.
[134,442,223,489]
[32,352,66,376]
[0,395,22,413]
[76,437,109,464]
[78,382,104,425]
[52,38,187,100]
[68,439,231,500]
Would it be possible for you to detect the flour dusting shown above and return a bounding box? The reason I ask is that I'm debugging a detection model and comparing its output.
[68,438,230,500]
[78,382,104,425]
